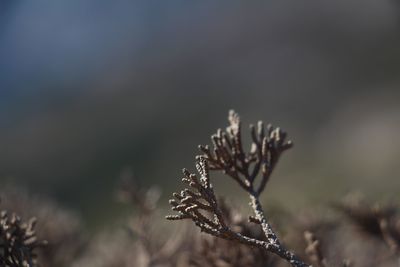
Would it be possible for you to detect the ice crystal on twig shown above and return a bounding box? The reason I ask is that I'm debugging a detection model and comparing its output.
[167,110,310,267]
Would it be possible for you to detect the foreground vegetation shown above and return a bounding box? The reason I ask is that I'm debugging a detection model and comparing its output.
[1,111,399,266]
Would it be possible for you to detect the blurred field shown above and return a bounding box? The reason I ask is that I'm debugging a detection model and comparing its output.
[0,1,399,228]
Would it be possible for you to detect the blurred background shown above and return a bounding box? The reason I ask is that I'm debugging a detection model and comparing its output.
[0,0,399,228]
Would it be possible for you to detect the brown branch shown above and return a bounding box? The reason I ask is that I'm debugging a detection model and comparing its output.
[166,110,310,267]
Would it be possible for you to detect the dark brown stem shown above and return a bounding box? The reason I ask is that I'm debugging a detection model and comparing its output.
[167,110,311,267]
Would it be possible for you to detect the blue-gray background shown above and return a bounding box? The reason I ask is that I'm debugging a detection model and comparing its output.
[1,1,399,226]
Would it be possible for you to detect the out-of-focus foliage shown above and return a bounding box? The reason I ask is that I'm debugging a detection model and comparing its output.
[0,1,399,224]
[0,188,86,267]
[0,1,399,266]
[3,186,400,267]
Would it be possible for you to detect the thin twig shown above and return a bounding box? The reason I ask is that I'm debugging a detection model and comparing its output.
[167,110,310,267]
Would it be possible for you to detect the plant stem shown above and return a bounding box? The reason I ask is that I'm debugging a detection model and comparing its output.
[249,194,311,267]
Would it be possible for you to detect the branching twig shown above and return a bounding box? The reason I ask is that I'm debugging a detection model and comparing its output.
[0,209,47,267]
[167,110,310,267]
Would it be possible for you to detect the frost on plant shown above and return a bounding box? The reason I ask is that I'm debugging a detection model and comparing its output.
[166,110,310,267]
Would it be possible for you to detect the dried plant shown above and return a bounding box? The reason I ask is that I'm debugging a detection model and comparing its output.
[73,171,192,267]
[336,194,400,255]
[304,231,327,267]
[0,187,86,267]
[3,111,400,267]
[189,198,277,267]
[0,207,46,267]
[167,110,310,267]
[116,172,187,267]
[304,231,353,267]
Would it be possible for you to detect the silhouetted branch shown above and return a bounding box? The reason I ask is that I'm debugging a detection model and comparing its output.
[0,207,46,267]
